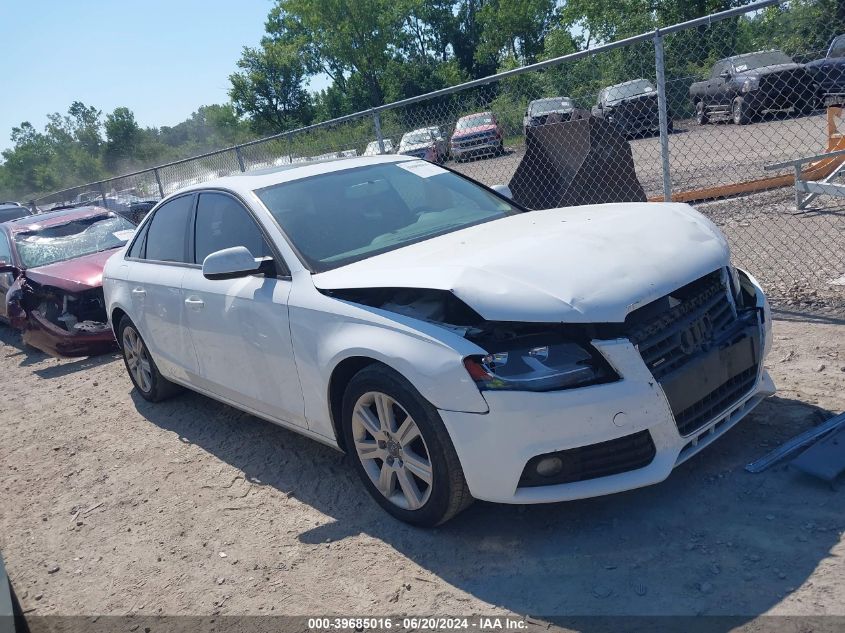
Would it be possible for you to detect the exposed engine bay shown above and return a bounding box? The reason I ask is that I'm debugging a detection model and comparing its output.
[7,276,114,357]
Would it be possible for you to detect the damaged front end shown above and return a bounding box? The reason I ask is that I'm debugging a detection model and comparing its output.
[323,286,620,392]
[7,275,116,357]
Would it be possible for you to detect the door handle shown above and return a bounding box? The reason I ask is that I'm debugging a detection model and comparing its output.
[131,287,146,296]
[185,297,205,308]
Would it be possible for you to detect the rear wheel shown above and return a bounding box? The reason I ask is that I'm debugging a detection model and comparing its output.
[695,101,709,125]
[118,316,182,402]
[732,96,751,125]
[342,364,472,526]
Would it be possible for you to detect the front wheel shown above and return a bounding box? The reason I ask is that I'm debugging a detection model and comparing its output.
[342,365,472,526]
[118,316,182,402]
[732,96,751,125]
[695,101,709,125]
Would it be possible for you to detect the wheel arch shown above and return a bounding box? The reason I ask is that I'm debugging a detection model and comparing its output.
[327,355,383,452]
[110,306,128,344]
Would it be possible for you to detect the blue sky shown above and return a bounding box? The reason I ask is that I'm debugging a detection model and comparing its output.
[0,0,329,152]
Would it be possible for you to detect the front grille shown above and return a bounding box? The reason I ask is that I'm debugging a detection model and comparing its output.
[454,133,496,148]
[674,365,759,436]
[626,269,762,436]
[518,430,656,487]
[627,271,736,380]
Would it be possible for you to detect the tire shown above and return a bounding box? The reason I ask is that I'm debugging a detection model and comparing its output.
[732,96,751,125]
[342,364,473,526]
[695,101,708,125]
[118,316,182,402]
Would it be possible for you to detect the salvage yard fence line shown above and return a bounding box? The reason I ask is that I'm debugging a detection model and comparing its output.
[29,0,845,306]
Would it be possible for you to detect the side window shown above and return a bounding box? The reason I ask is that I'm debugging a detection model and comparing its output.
[194,192,270,264]
[711,62,724,78]
[0,233,11,263]
[144,195,194,263]
[126,221,150,259]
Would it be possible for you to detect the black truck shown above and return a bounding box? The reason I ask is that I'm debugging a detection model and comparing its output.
[689,50,818,125]
[805,34,845,105]
[591,78,667,138]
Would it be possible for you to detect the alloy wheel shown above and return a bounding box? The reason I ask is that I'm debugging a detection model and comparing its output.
[122,326,153,393]
[351,391,433,510]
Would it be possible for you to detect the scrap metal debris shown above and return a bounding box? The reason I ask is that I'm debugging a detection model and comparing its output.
[791,425,845,484]
[745,411,845,473]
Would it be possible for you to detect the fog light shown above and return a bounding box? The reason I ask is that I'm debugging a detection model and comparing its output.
[535,456,564,478]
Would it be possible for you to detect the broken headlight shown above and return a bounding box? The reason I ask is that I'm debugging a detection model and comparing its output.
[463,337,617,392]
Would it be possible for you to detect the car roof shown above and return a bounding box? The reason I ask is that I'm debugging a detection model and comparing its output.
[606,78,651,89]
[457,111,493,120]
[2,205,113,235]
[530,97,571,104]
[724,49,785,62]
[173,154,414,198]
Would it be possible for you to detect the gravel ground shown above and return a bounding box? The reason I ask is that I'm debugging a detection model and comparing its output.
[0,314,843,624]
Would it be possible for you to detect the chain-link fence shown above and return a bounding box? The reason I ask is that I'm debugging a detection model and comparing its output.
[31,0,845,307]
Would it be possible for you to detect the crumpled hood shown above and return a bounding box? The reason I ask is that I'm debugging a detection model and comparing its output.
[25,248,116,293]
[312,202,731,323]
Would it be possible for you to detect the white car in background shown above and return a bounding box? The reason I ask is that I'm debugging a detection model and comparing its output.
[364,139,395,155]
[103,155,773,526]
[397,128,447,163]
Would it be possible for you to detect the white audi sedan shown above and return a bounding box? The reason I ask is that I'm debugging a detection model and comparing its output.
[103,155,774,526]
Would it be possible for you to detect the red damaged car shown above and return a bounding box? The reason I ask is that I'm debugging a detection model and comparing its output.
[449,111,505,162]
[0,206,135,357]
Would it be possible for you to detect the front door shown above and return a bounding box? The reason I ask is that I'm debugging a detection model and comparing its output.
[181,191,305,427]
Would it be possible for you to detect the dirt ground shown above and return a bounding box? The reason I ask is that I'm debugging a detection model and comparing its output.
[0,309,843,624]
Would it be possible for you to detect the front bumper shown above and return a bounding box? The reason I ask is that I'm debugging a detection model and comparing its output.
[21,311,116,357]
[440,275,774,505]
[451,138,500,157]
[441,340,773,503]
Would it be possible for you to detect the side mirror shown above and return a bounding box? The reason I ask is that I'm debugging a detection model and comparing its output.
[491,184,513,199]
[719,70,731,79]
[202,246,263,280]
[0,261,17,275]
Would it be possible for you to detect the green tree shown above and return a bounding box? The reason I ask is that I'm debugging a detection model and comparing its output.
[104,107,142,170]
[229,39,313,133]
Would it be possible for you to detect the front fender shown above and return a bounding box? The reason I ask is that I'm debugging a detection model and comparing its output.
[6,275,28,330]
[288,280,489,440]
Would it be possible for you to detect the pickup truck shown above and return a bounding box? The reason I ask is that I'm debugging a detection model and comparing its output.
[689,50,818,125]
[805,34,845,105]
[592,78,668,137]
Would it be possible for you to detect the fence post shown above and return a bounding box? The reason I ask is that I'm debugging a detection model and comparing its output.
[234,146,246,172]
[97,182,107,208]
[654,29,672,202]
[373,109,385,154]
[153,168,165,198]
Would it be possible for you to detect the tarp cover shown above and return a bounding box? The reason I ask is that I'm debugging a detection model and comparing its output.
[509,117,647,210]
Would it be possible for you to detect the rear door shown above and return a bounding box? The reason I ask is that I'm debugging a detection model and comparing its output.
[180,191,305,427]
[125,194,199,381]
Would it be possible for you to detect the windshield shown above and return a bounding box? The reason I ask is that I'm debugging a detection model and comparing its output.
[256,161,520,272]
[530,98,573,115]
[401,132,431,145]
[14,213,136,268]
[605,80,654,102]
[456,115,493,129]
[733,51,792,71]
